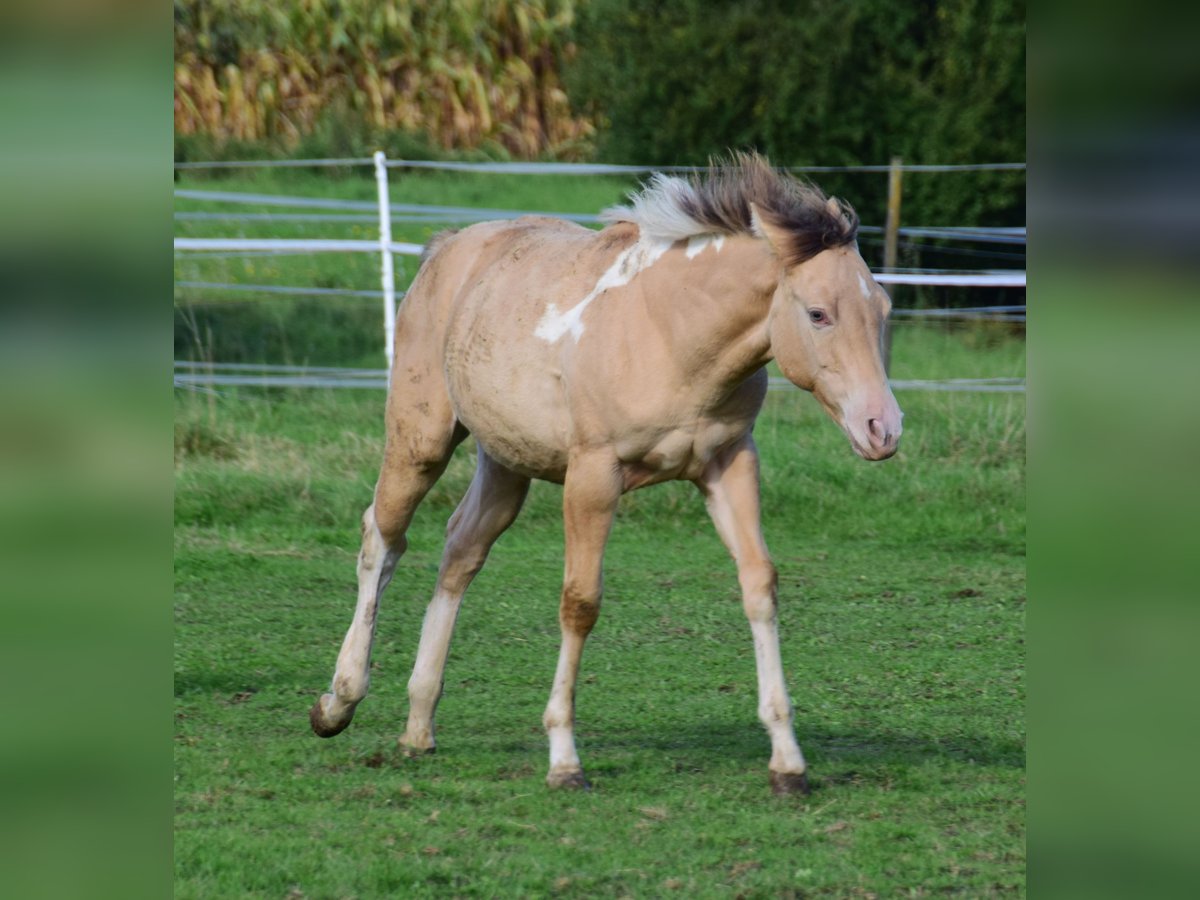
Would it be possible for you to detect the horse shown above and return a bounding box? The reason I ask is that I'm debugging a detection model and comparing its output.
[310,152,902,795]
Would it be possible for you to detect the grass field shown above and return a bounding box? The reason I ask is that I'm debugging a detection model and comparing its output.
[174,365,1024,897]
[174,168,1024,896]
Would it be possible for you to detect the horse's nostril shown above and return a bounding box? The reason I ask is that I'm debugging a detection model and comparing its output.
[868,418,886,443]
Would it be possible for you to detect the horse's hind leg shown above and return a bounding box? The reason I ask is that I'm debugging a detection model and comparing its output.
[310,384,465,738]
[399,450,530,754]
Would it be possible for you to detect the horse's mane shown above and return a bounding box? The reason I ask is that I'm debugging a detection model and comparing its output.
[600,151,858,266]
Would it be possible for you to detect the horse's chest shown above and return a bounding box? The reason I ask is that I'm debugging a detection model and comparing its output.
[617,418,751,490]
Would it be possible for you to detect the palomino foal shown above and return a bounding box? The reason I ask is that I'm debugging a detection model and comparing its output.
[310,153,902,794]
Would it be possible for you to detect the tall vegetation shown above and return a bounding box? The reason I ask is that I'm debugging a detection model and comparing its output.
[173,0,1024,224]
[173,0,591,158]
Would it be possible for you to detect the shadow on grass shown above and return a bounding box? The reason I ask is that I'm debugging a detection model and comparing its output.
[330,717,1023,798]
[174,669,266,698]
[571,718,1025,771]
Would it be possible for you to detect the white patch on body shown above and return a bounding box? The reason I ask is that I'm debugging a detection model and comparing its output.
[685,233,726,259]
[858,272,871,299]
[535,237,673,343]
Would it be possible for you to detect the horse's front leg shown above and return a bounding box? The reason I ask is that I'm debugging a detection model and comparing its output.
[543,451,622,789]
[696,436,809,795]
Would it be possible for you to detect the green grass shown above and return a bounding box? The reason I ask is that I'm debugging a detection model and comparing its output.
[175,356,1024,897]
[175,167,1023,896]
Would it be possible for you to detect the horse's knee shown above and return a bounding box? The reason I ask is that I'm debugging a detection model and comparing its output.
[560,583,601,634]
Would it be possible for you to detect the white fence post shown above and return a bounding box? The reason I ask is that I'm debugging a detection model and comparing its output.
[374,151,397,370]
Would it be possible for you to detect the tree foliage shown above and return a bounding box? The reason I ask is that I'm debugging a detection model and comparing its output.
[566,0,1025,226]
[172,0,1025,226]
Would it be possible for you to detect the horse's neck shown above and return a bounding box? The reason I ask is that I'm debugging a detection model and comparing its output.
[653,233,778,391]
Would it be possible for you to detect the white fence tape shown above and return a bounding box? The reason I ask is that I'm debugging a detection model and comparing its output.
[174,282,1026,327]
[899,226,1026,245]
[177,283,1028,323]
[174,238,425,255]
[174,363,1024,394]
[892,305,1025,320]
[176,212,378,223]
[174,157,1026,174]
[172,236,1024,286]
[175,361,386,374]
[174,188,601,224]
[176,281,384,298]
[873,271,1025,287]
[175,188,1026,242]
[175,373,388,389]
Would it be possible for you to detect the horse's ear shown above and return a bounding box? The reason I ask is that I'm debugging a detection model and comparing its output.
[749,202,789,259]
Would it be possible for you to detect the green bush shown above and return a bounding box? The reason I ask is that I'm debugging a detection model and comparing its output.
[566,0,1025,228]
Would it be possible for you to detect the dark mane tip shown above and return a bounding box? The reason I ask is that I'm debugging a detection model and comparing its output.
[684,151,858,264]
[601,150,859,264]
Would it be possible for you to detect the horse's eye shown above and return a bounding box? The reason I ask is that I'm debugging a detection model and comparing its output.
[808,309,829,325]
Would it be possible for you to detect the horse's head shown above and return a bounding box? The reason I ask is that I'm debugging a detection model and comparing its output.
[754,202,903,461]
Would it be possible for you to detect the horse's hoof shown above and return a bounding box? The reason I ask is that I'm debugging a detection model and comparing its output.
[769,770,810,796]
[309,694,353,738]
[546,769,592,791]
[397,740,436,758]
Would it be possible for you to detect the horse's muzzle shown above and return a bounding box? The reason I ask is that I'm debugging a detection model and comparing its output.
[852,425,900,461]
[846,404,902,461]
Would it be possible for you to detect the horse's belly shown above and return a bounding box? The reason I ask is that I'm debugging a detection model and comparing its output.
[466,409,569,482]
[444,337,570,481]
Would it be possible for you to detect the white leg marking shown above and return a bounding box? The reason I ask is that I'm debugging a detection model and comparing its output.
[748,617,806,774]
[535,237,673,343]
[699,442,807,778]
[326,513,400,717]
[544,632,586,776]
[403,589,463,749]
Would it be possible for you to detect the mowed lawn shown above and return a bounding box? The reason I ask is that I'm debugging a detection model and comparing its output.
[174,331,1024,899]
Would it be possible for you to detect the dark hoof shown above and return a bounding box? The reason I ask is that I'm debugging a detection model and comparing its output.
[309,696,351,738]
[546,770,592,791]
[769,770,810,796]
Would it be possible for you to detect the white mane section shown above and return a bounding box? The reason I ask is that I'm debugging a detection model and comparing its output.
[599,173,708,242]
